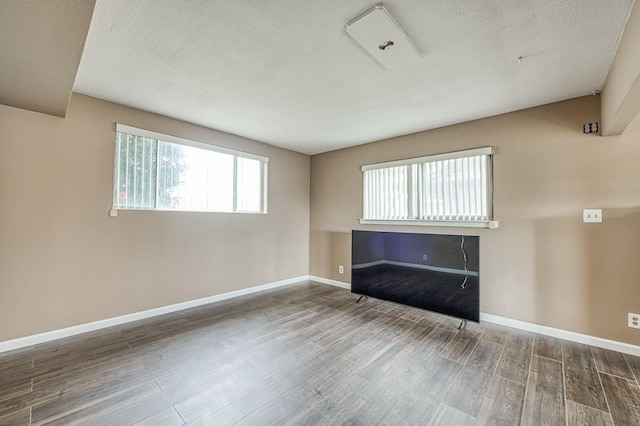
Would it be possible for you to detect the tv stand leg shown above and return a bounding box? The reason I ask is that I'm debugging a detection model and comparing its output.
[458,320,467,331]
[356,295,368,303]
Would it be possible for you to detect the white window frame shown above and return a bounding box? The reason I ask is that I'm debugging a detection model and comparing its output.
[360,147,497,228]
[112,124,268,214]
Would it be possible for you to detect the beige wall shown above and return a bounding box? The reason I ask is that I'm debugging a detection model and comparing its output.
[3,92,640,347]
[0,94,310,342]
[310,95,640,346]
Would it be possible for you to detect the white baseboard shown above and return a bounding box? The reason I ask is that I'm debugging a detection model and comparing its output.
[0,275,309,354]
[309,275,351,290]
[480,313,640,357]
[4,275,639,359]
[307,278,640,357]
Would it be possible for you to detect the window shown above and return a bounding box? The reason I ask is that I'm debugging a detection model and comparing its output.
[361,147,493,227]
[113,124,268,213]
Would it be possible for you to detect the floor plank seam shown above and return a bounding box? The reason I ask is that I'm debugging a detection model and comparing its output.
[153,378,163,391]
[562,339,569,426]
[623,354,640,384]
[570,399,613,415]
[172,406,186,425]
[33,379,154,425]
[494,359,524,384]
[594,354,615,420]
[519,334,536,426]
[461,333,482,367]
[535,353,563,363]
[481,365,500,425]
[597,370,639,383]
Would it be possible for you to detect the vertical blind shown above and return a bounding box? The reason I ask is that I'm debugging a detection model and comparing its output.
[113,124,268,213]
[114,132,157,209]
[362,147,493,222]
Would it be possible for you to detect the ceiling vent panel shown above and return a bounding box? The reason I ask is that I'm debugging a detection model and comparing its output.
[345,4,422,71]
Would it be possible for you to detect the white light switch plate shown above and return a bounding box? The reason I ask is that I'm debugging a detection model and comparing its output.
[583,209,602,223]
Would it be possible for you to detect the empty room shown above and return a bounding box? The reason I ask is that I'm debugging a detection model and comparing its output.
[2,0,640,425]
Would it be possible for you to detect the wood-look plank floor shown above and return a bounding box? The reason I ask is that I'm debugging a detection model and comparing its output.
[1,281,640,425]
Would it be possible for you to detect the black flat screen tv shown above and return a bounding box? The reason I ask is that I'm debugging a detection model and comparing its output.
[351,230,480,322]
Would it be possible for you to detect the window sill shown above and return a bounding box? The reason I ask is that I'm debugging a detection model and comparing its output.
[358,219,499,229]
[110,207,267,215]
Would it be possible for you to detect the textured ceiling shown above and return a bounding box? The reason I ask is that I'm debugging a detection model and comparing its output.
[74,0,634,154]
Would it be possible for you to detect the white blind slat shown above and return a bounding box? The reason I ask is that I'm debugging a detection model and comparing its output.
[113,127,267,213]
[361,148,493,223]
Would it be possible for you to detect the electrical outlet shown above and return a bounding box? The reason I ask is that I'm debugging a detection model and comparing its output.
[339,265,344,274]
[422,254,427,261]
[583,209,602,223]
[629,313,640,329]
